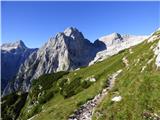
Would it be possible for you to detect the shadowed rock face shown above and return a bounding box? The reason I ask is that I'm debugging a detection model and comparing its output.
[1,40,37,92]
[3,27,106,95]
[93,39,107,51]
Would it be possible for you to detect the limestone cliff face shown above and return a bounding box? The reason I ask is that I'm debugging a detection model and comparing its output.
[3,27,105,95]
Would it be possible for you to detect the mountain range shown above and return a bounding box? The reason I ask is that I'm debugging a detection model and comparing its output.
[1,27,160,120]
[2,27,149,96]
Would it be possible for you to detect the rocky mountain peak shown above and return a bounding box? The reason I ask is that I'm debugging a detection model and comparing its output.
[98,32,123,47]
[64,27,84,39]
[15,40,26,47]
[110,32,122,39]
[64,27,78,36]
[99,32,122,42]
[3,27,103,95]
[1,40,27,51]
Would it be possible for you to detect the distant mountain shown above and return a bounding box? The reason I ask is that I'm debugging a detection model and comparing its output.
[2,27,149,96]
[89,33,148,65]
[99,32,123,46]
[2,29,160,120]
[1,40,37,92]
[3,27,106,95]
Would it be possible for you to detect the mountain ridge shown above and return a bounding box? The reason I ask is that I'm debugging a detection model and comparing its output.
[1,40,27,51]
[2,27,149,96]
[1,40,37,92]
[1,28,160,120]
[3,27,105,95]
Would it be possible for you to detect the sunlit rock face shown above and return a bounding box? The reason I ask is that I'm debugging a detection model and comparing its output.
[3,27,149,96]
[89,33,148,65]
[3,27,106,95]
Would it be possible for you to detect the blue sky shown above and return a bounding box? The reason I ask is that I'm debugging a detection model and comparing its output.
[2,1,160,48]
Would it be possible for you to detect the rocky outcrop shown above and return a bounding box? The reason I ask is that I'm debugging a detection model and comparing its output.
[1,40,37,92]
[3,27,106,95]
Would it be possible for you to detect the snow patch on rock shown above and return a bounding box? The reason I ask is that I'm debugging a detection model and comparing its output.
[1,40,27,51]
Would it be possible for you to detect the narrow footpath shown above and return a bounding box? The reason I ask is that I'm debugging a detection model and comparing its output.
[68,69,122,120]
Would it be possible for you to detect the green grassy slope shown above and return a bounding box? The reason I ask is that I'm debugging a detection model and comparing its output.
[21,36,159,120]
[18,45,127,120]
[92,39,160,119]
[2,32,159,120]
[1,92,28,120]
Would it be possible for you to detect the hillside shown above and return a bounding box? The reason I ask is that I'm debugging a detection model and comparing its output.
[1,30,160,120]
[92,31,160,120]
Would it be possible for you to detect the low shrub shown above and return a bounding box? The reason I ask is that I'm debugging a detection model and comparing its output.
[81,80,91,89]
[39,91,54,104]
[61,77,82,98]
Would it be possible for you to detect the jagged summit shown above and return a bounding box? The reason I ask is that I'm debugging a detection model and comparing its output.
[15,40,26,46]
[109,32,122,39]
[1,40,27,51]
[98,32,123,46]
[64,27,84,39]
[99,32,122,41]
[53,27,84,42]
[3,27,101,95]
[64,27,79,35]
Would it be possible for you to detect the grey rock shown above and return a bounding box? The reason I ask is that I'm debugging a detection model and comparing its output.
[1,40,37,92]
[3,27,105,95]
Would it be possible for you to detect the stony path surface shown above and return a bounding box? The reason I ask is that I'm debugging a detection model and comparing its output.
[68,69,122,120]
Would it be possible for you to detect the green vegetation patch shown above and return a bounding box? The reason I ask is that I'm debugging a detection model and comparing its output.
[1,92,28,120]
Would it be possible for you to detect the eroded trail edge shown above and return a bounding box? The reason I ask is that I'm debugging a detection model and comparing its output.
[68,69,122,120]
